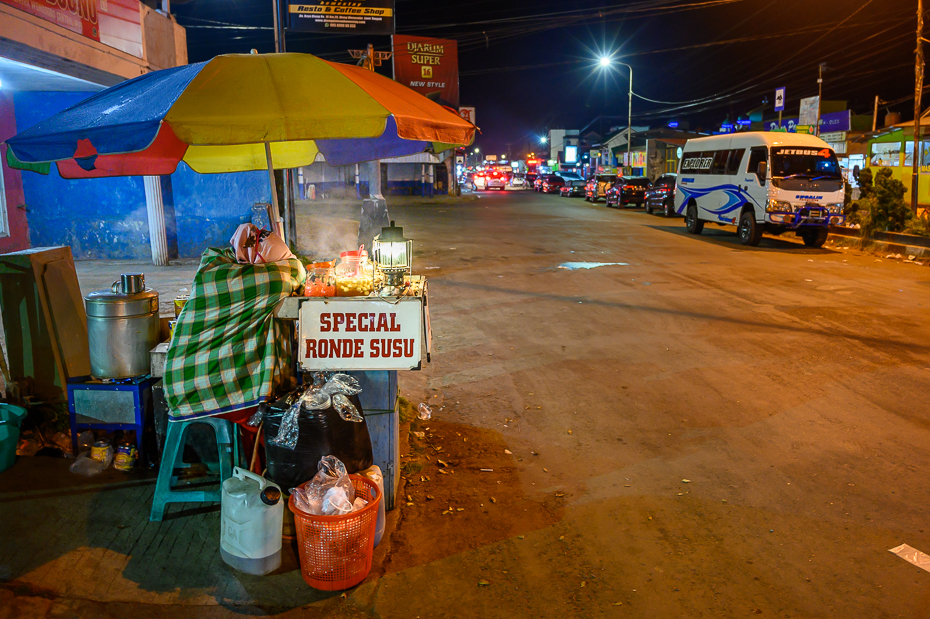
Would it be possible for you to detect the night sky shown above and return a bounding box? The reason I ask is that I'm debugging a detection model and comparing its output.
[173,0,921,156]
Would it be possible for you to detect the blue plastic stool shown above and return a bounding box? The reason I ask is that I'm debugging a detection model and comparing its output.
[149,416,240,522]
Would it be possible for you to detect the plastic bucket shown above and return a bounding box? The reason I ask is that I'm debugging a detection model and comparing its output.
[0,404,28,473]
[289,475,381,590]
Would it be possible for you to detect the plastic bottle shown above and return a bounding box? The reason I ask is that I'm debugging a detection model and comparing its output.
[221,468,284,576]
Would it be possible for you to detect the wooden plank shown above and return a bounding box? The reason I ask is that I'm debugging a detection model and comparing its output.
[42,258,90,381]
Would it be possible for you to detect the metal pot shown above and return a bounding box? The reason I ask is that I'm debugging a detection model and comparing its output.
[86,278,160,379]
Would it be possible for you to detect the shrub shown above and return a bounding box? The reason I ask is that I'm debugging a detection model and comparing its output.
[851,167,912,236]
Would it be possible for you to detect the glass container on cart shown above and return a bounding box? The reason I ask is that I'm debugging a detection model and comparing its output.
[334,248,374,297]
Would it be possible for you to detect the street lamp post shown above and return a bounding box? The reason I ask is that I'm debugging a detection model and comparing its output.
[600,57,633,176]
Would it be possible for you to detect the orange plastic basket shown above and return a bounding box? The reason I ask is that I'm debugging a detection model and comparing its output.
[289,474,381,590]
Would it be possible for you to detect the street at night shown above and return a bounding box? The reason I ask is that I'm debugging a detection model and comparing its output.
[4,0,930,616]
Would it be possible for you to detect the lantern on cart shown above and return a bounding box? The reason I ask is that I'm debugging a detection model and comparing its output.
[372,220,412,295]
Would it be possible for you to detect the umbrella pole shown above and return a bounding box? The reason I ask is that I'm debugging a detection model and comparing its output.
[264,142,286,241]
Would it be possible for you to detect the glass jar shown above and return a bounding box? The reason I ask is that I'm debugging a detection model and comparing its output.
[304,262,335,297]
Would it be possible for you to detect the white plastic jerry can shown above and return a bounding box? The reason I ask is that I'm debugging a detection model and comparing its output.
[221,467,284,576]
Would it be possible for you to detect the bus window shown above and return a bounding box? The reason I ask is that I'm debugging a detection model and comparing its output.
[712,150,729,175]
[726,149,745,175]
[747,146,768,183]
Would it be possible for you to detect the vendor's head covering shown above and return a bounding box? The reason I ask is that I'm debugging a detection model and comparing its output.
[230,224,295,264]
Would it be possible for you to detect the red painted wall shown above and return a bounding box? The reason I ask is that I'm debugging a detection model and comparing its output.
[0,91,30,253]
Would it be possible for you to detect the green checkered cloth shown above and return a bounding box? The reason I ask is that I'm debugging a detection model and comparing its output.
[164,248,306,421]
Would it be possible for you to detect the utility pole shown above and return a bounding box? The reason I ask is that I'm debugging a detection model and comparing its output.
[272,0,281,54]
[348,45,393,201]
[349,44,392,71]
[873,95,880,132]
[913,0,925,213]
[816,62,826,136]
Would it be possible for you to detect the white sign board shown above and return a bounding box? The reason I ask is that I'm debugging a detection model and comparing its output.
[799,96,820,127]
[774,87,786,112]
[458,106,476,125]
[299,299,423,371]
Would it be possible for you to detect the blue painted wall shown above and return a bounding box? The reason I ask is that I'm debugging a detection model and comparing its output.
[13,91,269,259]
[14,92,150,259]
[168,163,269,257]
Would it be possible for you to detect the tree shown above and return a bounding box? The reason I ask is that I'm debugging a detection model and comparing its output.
[853,167,912,235]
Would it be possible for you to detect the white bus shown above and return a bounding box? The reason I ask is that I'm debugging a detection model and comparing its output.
[674,132,845,247]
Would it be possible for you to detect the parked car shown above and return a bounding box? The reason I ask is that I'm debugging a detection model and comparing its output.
[474,170,506,191]
[525,172,538,187]
[644,173,678,217]
[586,174,618,202]
[605,176,652,207]
[510,173,526,188]
[540,174,565,193]
[559,179,586,197]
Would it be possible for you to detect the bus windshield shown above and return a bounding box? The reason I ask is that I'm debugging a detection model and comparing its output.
[771,146,842,180]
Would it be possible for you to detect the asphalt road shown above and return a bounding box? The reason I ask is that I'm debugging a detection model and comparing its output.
[382,188,930,618]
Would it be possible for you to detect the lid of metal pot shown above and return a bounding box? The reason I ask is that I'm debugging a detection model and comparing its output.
[85,288,159,318]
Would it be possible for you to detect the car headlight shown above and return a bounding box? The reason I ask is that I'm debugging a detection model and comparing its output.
[766,199,793,213]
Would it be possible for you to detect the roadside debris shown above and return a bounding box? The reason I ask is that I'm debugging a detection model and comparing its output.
[417,403,432,420]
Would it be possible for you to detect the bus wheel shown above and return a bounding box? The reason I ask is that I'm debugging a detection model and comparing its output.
[738,210,763,246]
[686,204,704,234]
[801,228,828,248]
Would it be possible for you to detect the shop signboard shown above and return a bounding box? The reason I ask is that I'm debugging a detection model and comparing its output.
[774,87,786,112]
[288,0,394,35]
[392,35,459,108]
[298,299,423,370]
[799,96,820,127]
[819,110,851,133]
[819,131,846,143]
[458,107,475,125]
[2,0,143,58]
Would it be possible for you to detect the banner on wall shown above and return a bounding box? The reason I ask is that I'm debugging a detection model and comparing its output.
[1,0,143,58]
[392,35,459,108]
[288,0,395,35]
[623,150,647,168]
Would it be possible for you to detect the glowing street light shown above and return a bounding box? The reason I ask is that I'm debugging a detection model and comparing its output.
[540,136,548,144]
[597,54,633,174]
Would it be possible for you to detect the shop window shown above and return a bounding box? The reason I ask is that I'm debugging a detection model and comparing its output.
[870,142,901,167]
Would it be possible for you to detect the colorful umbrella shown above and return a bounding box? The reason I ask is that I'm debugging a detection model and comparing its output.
[5,53,475,179]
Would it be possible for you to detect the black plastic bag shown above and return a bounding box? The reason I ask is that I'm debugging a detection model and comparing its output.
[262,391,373,490]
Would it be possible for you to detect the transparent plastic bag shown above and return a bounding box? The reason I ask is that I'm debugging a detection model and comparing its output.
[333,393,363,423]
[268,402,301,450]
[321,374,362,397]
[69,447,113,477]
[418,403,432,420]
[290,455,356,515]
[246,409,264,427]
[301,387,331,411]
